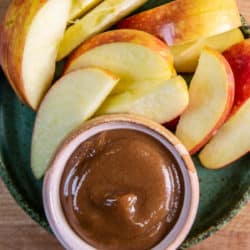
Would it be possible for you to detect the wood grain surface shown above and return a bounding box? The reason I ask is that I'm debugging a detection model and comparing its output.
[1,0,250,249]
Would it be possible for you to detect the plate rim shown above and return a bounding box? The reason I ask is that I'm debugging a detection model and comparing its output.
[1,16,250,250]
[1,132,250,249]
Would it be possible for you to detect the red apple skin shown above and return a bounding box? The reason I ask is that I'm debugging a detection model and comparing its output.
[117,1,190,45]
[117,0,241,46]
[0,0,48,105]
[164,117,179,132]
[64,29,175,74]
[199,41,250,166]
[223,39,250,115]
[188,50,235,155]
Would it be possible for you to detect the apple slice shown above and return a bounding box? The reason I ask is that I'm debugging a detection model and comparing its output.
[31,68,119,179]
[199,99,250,169]
[64,29,174,69]
[0,0,71,110]
[171,28,244,73]
[57,0,147,60]
[223,39,250,114]
[199,39,250,169]
[117,0,241,47]
[65,42,174,95]
[96,76,189,124]
[69,0,102,21]
[176,48,235,155]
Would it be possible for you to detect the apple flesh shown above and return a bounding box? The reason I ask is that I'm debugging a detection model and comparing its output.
[64,29,174,71]
[117,0,241,47]
[31,67,119,179]
[176,48,235,155]
[96,76,189,124]
[171,28,244,73]
[57,0,147,60]
[199,39,250,169]
[65,42,174,95]
[199,99,250,169]
[0,0,71,110]
[69,0,102,21]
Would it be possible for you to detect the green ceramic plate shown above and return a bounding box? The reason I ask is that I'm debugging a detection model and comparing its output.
[0,1,250,249]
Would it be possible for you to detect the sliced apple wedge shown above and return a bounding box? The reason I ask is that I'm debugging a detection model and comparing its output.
[200,39,250,169]
[65,29,174,69]
[199,99,250,169]
[176,48,235,155]
[57,0,147,60]
[65,42,174,94]
[31,68,119,179]
[171,28,244,73]
[0,0,71,110]
[117,0,241,47]
[96,76,189,124]
[69,0,102,21]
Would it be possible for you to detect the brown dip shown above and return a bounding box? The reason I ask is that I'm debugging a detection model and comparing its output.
[60,129,184,250]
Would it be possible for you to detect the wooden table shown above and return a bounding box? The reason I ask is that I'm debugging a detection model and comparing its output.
[0,0,250,249]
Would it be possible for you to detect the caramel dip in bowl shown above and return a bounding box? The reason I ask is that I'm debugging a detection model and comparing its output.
[43,114,199,250]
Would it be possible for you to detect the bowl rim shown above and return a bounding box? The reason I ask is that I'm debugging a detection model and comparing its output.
[43,114,199,250]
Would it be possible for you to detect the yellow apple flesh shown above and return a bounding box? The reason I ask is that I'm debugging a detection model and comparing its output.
[65,42,174,95]
[171,28,244,73]
[117,0,241,47]
[176,48,235,155]
[199,39,250,169]
[31,68,119,179]
[199,99,250,169]
[64,29,174,71]
[69,0,103,21]
[96,76,189,124]
[0,0,71,110]
[57,0,147,60]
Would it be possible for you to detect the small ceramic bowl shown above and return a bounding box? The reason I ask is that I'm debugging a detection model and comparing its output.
[43,114,199,250]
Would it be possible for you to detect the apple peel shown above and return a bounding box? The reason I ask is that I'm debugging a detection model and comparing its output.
[31,68,119,179]
[176,47,235,155]
[0,0,71,110]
